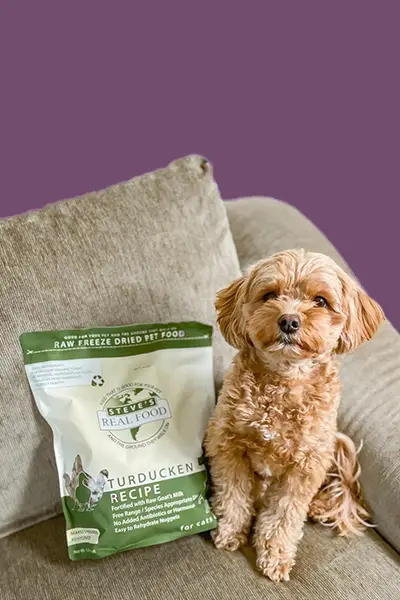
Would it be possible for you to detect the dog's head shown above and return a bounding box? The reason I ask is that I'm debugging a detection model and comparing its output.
[216,250,384,361]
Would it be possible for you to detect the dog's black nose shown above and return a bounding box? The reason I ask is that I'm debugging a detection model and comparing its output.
[279,314,301,334]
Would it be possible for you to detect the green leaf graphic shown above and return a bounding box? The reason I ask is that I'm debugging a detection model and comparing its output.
[130,427,140,440]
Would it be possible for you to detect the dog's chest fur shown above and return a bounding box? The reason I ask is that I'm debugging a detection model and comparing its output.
[235,363,340,478]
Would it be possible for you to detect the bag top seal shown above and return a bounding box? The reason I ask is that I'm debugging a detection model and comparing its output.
[20,321,212,365]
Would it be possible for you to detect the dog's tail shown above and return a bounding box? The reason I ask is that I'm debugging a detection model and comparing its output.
[308,432,374,536]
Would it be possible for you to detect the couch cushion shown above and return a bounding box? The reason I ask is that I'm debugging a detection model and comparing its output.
[225,196,400,552]
[0,156,240,537]
[0,516,398,600]
[225,196,351,274]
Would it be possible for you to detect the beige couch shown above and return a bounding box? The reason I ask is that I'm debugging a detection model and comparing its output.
[1,159,399,599]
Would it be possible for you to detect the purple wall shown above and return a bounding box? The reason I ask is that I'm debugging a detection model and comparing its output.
[0,4,398,329]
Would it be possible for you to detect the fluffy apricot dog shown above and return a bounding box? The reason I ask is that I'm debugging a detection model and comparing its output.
[204,249,384,582]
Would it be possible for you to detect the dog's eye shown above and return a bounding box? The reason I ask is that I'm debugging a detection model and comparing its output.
[262,292,277,302]
[314,296,328,308]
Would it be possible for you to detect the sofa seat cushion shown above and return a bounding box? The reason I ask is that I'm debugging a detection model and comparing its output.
[0,516,398,600]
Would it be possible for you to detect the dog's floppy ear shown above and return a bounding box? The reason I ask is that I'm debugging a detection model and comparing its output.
[336,274,385,354]
[215,275,247,349]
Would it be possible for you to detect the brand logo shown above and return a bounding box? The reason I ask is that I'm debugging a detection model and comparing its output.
[97,384,171,448]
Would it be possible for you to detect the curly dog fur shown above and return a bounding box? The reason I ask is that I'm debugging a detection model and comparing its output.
[204,249,384,582]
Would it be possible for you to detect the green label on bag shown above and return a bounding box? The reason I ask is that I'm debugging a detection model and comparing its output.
[20,321,212,364]
[63,470,215,559]
[20,322,217,560]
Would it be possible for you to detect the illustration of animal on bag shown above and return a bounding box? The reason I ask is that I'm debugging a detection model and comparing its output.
[63,454,109,511]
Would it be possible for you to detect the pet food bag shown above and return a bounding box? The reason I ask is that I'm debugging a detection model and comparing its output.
[20,322,217,560]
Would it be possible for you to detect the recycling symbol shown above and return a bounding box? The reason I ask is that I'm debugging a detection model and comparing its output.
[91,375,105,387]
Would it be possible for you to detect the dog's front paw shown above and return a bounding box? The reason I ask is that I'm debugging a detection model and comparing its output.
[211,524,247,552]
[256,553,295,582]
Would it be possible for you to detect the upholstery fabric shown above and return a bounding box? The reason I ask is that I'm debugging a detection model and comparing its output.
[0,156,240,537]
[0,515,398,600]
[225,196,400,552]
[0,194,399,600]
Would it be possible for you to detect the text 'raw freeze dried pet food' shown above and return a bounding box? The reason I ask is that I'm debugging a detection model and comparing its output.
[20,322,217,560]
